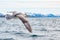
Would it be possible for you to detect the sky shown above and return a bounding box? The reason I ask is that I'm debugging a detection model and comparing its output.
[0,0,60,15]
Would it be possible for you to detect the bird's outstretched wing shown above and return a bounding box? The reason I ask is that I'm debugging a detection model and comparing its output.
[16,15,32,33]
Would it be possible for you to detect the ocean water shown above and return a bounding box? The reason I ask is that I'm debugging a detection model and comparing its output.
[0,17,60,40]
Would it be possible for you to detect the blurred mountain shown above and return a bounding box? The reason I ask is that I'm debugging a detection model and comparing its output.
[26,13,60,17]
[0,13,5,17]
[26,13,45,17]
[46,14,56,17]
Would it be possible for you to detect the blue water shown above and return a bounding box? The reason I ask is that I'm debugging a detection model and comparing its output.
[0,17,60,40]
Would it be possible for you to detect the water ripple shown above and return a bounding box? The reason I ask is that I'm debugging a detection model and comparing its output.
[0,38,14,40]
